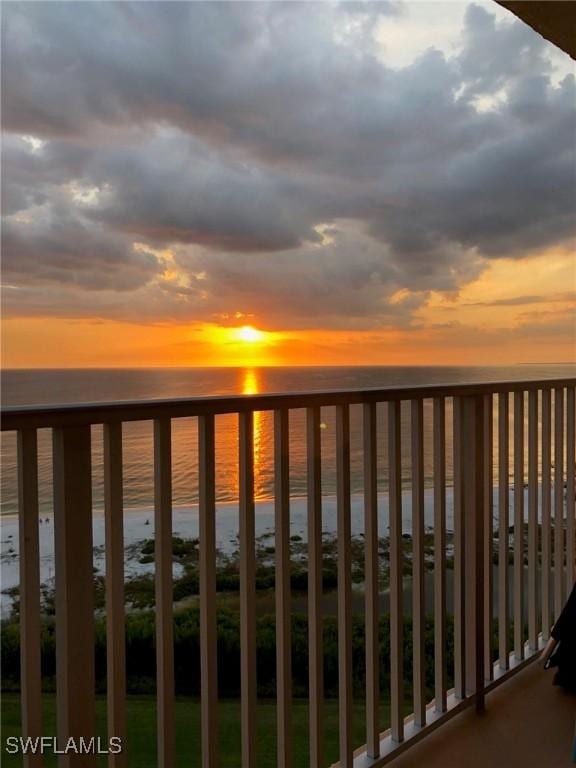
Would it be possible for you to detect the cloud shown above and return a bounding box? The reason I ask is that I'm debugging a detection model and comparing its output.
[2,204,162,291]
[457,3,553,100]
[463,291,576,307]
[1,1,574,331]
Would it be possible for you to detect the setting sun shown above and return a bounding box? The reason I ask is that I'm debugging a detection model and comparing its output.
[235,326,265,343]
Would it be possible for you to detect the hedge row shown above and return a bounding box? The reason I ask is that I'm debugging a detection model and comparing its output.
[1,608,461,699]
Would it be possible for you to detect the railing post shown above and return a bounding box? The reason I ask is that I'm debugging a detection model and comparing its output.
[17,429,43,768]
[460,396,485,711]
[52,425,96,767]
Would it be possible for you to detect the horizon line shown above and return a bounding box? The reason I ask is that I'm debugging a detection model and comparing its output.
[2,362,575,372]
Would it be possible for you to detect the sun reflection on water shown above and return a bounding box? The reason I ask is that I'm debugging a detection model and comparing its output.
[242,368,260,396]
[242,368,268,498]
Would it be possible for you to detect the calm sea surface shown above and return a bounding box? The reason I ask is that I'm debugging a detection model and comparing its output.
[1,365,574,517]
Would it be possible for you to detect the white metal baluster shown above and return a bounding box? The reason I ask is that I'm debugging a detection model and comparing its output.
[461,396,485,710]
[483,395,494,681]
[364,402,380,758]
[154,418,175,768]
[554,388,565,617]
[336,404,353,767]
[239,411,257,768]
[433,398,447,713]
[274,409,292,768]
[566,388,575,590]
[411,399,426,727]
[513,393,524,661]
[104,422,126,768]
[199,414,218,768]
[453,398,466,697]
[527,392,538,651]
[307,406,323,768]
[498,393,510,669]
[389,400,404,742]
[541,389,552,639]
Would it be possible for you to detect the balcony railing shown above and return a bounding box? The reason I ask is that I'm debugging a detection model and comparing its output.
[2,377,575,768]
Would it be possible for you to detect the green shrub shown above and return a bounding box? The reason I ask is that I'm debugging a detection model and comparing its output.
[1,608,460,700]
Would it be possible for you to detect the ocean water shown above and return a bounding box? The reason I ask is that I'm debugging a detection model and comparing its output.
[1,364,574,518]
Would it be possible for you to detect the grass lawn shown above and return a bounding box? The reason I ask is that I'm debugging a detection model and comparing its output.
[1,693,391,767]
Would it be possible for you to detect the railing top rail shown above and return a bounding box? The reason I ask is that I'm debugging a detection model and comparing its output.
[1,377,574,431]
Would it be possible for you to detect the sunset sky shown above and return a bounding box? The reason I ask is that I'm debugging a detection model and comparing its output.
[2,1,575,367]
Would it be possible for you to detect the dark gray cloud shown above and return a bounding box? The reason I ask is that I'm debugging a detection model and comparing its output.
[1,1,574,328]
[2,206,161,291]
[457,3,554,99]
[86,132,322,252]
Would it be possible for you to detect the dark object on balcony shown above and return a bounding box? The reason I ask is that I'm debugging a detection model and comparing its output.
[543,648,560,670]
[551,582,576,693]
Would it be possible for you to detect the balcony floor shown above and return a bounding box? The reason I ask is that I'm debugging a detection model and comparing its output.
[390,662,576,768]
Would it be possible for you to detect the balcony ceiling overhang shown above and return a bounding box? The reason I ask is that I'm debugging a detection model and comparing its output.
[497,1,576,60]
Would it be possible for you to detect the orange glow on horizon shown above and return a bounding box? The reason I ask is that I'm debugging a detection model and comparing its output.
[2,247,574,370]
[2,314,574,368]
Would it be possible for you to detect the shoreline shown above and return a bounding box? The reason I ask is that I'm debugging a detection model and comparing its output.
[0,485,542,616]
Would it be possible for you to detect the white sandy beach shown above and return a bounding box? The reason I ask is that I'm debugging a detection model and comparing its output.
[0,486,530,616]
